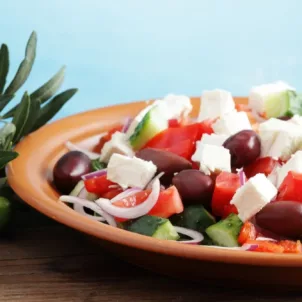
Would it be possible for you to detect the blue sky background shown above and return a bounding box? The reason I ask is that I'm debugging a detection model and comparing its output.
[1,0,302,120]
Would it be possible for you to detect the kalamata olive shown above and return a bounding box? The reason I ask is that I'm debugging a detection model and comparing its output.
[255,201,302,239]
[136,148,192,185]
[277,115,291,121]
[223,130,261,168]
[53,151,92,194]
[172,170,214,207]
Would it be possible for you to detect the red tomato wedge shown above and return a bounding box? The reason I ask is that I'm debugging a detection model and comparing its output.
[246,240,285,253]
[112,186,184,222]
[277,171,302,202]
[244,157,278,179]
[211,172,240,217]
[84,175,118,195]
[278,240,302,254]
[238,221,257,245]
[144,121,214,160]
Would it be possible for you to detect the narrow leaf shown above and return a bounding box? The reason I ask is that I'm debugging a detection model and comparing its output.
[0,44,9,94]
[4,31,37,96]
[0,94,14,113]
[3,65,65,118]
[12,92,31,143]
[0,150,18,169]
[31,66,66,104]
[32,88,77,131]
[22,97,40,136]
[0,123,16,150]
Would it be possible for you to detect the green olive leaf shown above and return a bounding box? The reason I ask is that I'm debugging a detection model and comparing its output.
[12,92,40,143]
[4,31,37,96]
[32,88,77,131]
[0,150,18,169]
[0,44,9,95]
[0,123,16,150]
[0,94,14,112]
[4,65,66,118]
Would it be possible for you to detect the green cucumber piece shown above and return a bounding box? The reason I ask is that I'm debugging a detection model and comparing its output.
[205,214,243,247]
[129,107,167,150]
[70,180,98,201]
[127,215,180,240]
[170,205,216,233]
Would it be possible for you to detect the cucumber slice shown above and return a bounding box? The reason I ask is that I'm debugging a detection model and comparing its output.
[127,215,180,240]
[170,205,216,233]
[205,214,243,247]
[264,91,290,118]
[70,181,84,196]
[129,107,168,150]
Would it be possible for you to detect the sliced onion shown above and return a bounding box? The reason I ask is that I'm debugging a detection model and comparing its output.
[59,195,117,227]
[121,117,133,133]
[146,172,165,189]
[206,244,258,251]
[65,141,100,160]
[78,187,89,199]
[96,178,160,219]
[81,169,107,180]
[73,204,105,221]
[173,226,204,244]
[110,187,142,203]
[256,236,277,242]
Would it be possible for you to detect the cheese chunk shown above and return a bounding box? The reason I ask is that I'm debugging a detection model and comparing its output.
[230,173,277,222]
[191,143,231,175]
[248,81,295,114]
[107,154,157,189]
[100,132,134,163]
[198,89,235,122]
[199,133,229,146]
[212,111,252,135]
[276,150,302,188]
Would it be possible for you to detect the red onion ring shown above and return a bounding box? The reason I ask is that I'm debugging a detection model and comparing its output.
[81,169,107,180]
[121,117,133,133]
[207,244,258,251]
[110,187,142,203]
[173,226,204,244]
[95,178,160,219]
[59,196,116,227]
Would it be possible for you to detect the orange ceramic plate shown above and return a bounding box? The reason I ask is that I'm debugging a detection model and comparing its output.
[7,97,302,287]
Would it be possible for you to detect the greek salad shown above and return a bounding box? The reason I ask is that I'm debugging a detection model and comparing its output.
[54,82,302,254]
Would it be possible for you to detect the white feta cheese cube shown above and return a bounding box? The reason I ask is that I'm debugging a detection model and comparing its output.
[259,118,302,158]
[107,154,157,189]
[230,173,277,222]
[99,132,134,163]
[266,130,302,161]
[198,89,235,122]
[153,94,192,120]
[248,81,295,114]
[191,143,231,175]
[276,150,302,188]
[199,133,229,146]
[212,111,252,135]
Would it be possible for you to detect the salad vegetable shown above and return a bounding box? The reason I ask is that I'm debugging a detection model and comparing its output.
[55,82,302,254]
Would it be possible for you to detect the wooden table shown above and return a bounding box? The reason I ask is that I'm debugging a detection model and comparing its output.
[0,203,300,302]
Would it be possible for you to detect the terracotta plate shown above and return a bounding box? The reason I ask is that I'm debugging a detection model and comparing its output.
[7,97,302,288]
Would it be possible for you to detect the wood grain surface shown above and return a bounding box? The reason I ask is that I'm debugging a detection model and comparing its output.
[0,203,301,302]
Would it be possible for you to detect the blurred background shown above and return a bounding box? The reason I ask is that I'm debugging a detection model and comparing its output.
[1,0,302,120]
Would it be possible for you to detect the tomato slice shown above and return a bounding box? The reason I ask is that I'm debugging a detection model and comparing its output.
[211,172,240,217]
[277,171,302,202]
[101,188,123,199]
[168,119,181,128]
[113,186,183,222]
[93,124,123,153]
[238,221,257,245]
[244,157,278,179]
[84,175,117,195]
[164,139,195,160]
[278,240,301,254]
[246,240,284,253]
